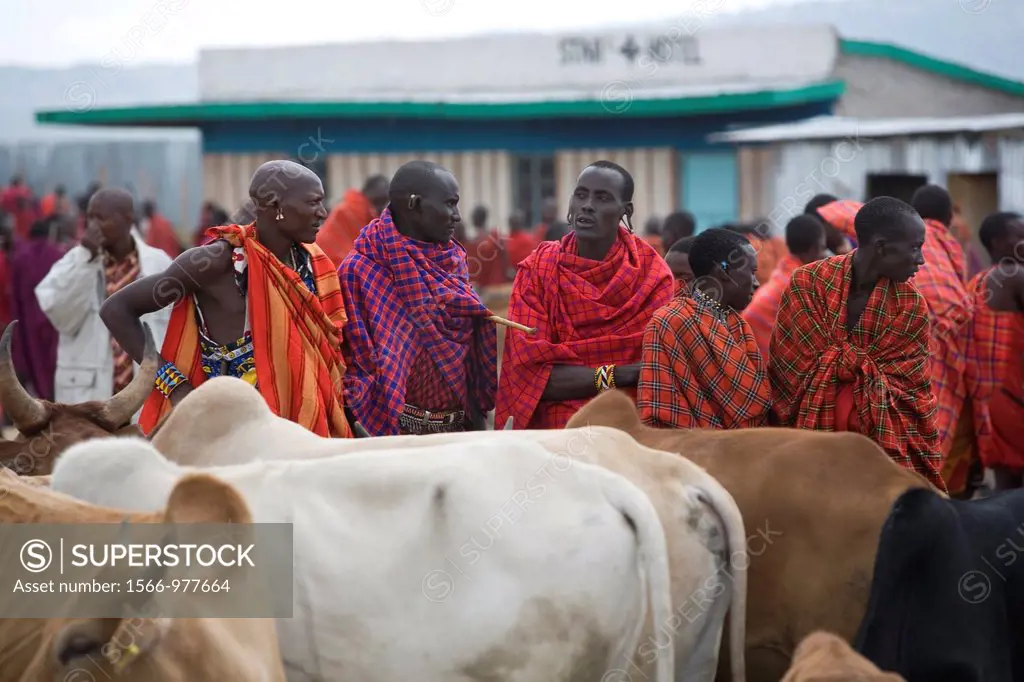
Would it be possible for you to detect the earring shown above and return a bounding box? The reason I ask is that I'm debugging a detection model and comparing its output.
[566,212,572,223]
[408,194,418,210]
[276,209,284,222]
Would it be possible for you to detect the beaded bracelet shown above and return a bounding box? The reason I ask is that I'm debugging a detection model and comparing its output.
[154,360,187,399]
[594,364,617,392]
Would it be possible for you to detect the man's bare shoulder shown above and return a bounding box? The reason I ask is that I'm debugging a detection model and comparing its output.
[170,241,234,279]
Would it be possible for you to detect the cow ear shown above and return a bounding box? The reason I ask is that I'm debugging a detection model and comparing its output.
[52,617,169,674]
[163,473,252,524]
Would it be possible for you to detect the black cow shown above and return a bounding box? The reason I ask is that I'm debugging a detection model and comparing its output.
[854,486,1024,682]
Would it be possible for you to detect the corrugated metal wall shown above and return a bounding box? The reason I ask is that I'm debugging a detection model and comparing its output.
[759,134,1012,232]
[202,153,287,215]
[0,137,202,234]
[554,148,677,228]
[326,151,513,231]
[998,137,1024,211]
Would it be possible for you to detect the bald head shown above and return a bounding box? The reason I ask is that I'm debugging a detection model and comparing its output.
[89,187,134,215]
[86,187,136,256]
[388,160,461,243]
[249,160,323,209]
[247,160,327,244]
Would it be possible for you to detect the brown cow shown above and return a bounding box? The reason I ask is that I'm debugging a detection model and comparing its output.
[0,469,286,682]
[0,320,159,476]
[781,631,904,681]
[567,389,938,682]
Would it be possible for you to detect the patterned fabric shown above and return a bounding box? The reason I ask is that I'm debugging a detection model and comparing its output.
[404,342,463,411]
[104,251,141,394]
[816,200,863,247]
[911,219,973,456]
[639,289,771,429]
[495,226,674,430]
[139,223,353,438]
[769,253,945,491]
[963,269,1024,470]
[742,254,802,361]
[339,208,497,436]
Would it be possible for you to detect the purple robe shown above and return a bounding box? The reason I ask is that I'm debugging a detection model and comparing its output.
[11,238,64,401]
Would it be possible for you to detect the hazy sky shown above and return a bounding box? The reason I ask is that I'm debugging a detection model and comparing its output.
[3,0,814,67]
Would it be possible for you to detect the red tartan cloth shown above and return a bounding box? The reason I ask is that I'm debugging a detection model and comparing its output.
[405,343,463,410]
[769,253,946,491]
[742,254,801,361]
[639,292,771,429]
[338,209,497,436]
[964,269,1024,470]
[495,227,673,429]
[911,219,973,456]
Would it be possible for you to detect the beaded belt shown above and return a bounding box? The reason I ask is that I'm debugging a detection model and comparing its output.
[399,404,465,434]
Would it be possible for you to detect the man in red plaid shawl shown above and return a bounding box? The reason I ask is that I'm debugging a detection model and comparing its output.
[495,161,673,430]
[638,228,771,429]
[770,197,947,492]
[909,185,973,464]
[338,160,497,436]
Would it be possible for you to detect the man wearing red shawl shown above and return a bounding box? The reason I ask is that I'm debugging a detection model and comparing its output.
[638,228,771,429]
[805,194,854,256]
[496,161,673,430]
[140,199,183,259]
[315,174,390,267]
[743,215,827,360]
[10,218,64,401]
[908,185,973,466]
[504,210,538,272]
[664,236,695,296]
[101,160,353,439]
[960,212,1024,491]
[339,160,497,437]
[0,176,39,241]
[770,197,946,492]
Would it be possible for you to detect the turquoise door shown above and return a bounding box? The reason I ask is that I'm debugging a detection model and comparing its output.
[681,151,739,233]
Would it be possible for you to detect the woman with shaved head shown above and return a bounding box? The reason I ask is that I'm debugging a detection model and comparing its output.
[100,159,354,438]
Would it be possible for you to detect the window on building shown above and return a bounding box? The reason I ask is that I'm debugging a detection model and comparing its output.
[865,174,927,205]
[511,154,556,227]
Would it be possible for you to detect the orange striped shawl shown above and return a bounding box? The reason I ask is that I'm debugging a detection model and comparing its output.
[139,223,353,438]
[816,200,863,245]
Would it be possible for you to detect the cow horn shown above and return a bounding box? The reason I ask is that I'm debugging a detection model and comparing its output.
[98,323,160,427]
[353,422,371,439]
[0,321,51,432]
[503,417,514,430]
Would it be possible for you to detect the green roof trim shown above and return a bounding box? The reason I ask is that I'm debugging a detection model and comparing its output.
[840,39,1024,97]
[35,81,846,127]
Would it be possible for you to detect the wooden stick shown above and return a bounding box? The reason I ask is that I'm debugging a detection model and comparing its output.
[487,315,537,334]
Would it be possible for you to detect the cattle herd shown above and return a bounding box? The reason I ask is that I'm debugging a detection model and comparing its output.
[0,320,1020,682]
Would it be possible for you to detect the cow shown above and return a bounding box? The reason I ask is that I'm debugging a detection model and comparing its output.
[0,321,160,476]
[147,376,749,682]
[854,486,1024,682]
[565,389,940,682]
[781,631,904,682]
[51,434,678,682]
[0,469,285,682]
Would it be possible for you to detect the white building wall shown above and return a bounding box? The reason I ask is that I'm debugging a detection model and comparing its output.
[326,151,512,232]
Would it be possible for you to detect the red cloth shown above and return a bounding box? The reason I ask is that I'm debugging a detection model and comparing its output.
[644,234,664,257]
[10,238,62,400]
[742,254,802,361]
[911,219,973,456]
[315,189,376,267]
[496,227,674,430]
[964,269,1024,471]
[639,292,771,429]
[0,186,38,241]
[339,209,497,436]
[769,253,945,491]
[816,200,863,248]
[745,233,790,282]
[505,231,539,268]
[466,229,508,288]
[144,213,182,259]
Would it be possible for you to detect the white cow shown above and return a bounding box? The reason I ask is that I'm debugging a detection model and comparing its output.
[150,377,747,682]
[52,435,676,682]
